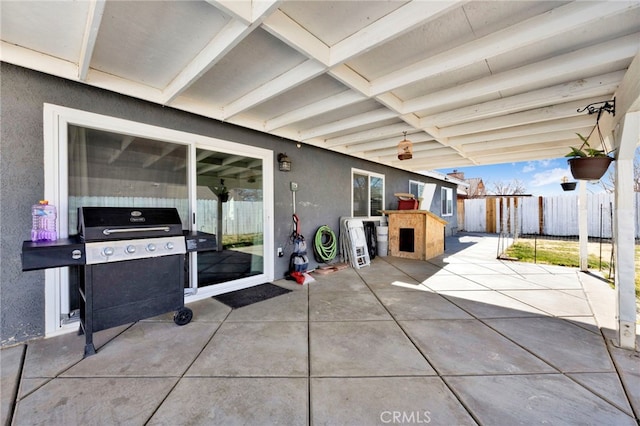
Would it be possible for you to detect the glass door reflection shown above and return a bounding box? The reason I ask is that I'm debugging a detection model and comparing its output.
[195,149,264,287]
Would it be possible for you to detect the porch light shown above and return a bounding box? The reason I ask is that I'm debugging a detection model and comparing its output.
[397,132,413,160]
[278,153,291,172]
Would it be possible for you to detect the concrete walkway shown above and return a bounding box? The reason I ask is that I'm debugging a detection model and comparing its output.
[2,233,639,425]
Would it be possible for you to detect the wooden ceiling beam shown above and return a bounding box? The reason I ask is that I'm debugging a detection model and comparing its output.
[448,116,596,146]
[300,109,397,140]
[162,19,252,105]
[78,0,105,81]
[420,71,624,127]
[265,91,364,131]
[224,59,325,119]
[404,34,639,114]
[371,1,636,95]
[330,0,464,65]
[460,129,591,153]
[439,96,607,138]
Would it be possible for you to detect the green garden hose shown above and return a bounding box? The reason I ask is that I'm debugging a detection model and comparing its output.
[314,225,337,263]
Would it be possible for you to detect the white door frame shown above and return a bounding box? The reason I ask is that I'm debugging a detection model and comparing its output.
[42,104,274,336]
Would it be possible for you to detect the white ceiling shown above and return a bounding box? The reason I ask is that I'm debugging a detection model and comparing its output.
[2,0,639,174]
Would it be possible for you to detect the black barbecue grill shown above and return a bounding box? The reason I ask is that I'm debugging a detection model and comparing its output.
[22,206,217,357]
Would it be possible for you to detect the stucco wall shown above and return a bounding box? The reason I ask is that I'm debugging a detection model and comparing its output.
[0,62,456,345]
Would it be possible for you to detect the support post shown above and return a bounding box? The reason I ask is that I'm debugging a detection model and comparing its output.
[614,113,638,350]
[217,200,224,252]
[578,181,589,272]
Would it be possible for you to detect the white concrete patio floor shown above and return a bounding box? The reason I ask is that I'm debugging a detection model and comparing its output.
[2,233,639,425]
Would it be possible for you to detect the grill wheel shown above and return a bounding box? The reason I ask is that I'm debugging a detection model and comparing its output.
[173,307,193,326]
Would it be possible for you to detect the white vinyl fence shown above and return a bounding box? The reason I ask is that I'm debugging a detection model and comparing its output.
[463,193,640,239]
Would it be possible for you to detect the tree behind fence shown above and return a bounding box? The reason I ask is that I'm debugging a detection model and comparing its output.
[462,193,640,239]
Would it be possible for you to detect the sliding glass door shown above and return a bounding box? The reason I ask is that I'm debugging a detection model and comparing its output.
[67,125,190,229]
[65,125,189,317]
[192,148,265,290]
[45,105,273,335]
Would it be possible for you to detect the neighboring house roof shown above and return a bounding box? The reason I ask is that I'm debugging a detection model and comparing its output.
[466,178,486,198]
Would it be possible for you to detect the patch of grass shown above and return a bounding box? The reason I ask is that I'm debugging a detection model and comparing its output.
[506,240,640,298]
[222,233,263,248]
[506,241,607,269]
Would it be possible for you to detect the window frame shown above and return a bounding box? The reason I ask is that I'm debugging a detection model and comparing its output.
[441,186,453,217]
[409,180,425,200]
[351,168,385,218]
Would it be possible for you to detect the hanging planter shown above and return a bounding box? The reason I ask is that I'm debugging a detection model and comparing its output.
[568,156,613,181]
[567,99,616,181]
[565,129,614,181]
[560,176,576,191]
[565,134,614,181]
[213,179,230,203]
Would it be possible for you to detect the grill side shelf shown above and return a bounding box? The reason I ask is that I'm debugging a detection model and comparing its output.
[22,238,85,271]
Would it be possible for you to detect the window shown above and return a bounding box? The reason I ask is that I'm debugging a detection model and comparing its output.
[352,169,384,217]
[441,187,453,216]
[409,180,424,200]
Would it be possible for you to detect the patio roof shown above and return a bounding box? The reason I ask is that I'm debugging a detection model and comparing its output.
[1,1,639,173]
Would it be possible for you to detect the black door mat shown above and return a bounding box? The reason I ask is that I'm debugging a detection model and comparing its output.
[213,283,292,309]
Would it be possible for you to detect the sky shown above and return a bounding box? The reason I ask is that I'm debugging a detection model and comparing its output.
[435,155,614,197]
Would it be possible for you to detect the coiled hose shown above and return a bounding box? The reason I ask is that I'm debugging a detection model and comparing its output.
[314,225,337,263]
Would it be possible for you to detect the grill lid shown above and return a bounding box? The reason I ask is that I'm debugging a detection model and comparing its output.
[78,207,183,242]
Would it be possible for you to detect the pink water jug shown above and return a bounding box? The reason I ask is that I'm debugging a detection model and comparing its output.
[31,200,57,242]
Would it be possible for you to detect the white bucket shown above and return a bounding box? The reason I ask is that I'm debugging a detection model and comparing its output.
[377,240,388,257]
[376,226,388,239]
[377,226,389,256]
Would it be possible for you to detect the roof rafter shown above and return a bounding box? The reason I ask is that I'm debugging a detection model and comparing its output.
[449,116,595,146]
[345,136,437,154]
[324,123,410,147]
[300,109,397,140]
[439,96,607,138]
[78,0,105,81]
[265,91,364,131]
[224,59,325,119]
[162,20,252,104]
[460,129,591,153]
[404,33,640,114]
[371,1,637,95]
[330,0,465,65]
[420,71,625,127]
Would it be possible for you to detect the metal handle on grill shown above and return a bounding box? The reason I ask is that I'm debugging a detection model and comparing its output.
[102,226,171,236]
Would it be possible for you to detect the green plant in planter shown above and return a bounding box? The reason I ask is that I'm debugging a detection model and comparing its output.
[213,179,230,202]
[565,133,610,158]
[565,133,614,180]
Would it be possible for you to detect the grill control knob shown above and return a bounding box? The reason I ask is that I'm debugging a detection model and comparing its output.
[146,243,156,252]
[126,245,136,254]
[166,242,174,250]
[102,247,114,257]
